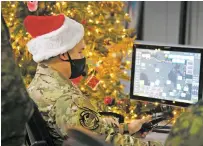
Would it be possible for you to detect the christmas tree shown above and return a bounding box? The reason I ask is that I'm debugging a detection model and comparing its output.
[2,1,137,119]
[2,1,183,122]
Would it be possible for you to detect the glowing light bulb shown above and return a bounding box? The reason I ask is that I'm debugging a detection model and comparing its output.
[122,35,125,38]
[173,111,177,115]
[116,20,120,23]
[128,50,132,54]
[110,73,114,78]
[95,29,99,33]
[155,102,159,106]
[11,4,15,8]
[108,28,112,32]
[88,52,93,56]
[17,46,20,50]
[68,10,71,13]
[126,61,131,65]
[123,71,127,75]
[91,12,94,15]
[123,29,126,32]
[112,53,116,58]
[125,13,129,16]
[96,20,99,24]
[89,19,93,23]
[87,32,91,36]
[56,2,60,6]
[9,18,13,21]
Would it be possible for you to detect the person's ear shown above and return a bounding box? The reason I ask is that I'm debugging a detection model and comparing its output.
[59,53,69,61]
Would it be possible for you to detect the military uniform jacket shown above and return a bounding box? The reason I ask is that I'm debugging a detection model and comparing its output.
[28,64,142,146]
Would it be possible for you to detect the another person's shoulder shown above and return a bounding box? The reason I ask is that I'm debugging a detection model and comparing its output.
[165,100,203,146]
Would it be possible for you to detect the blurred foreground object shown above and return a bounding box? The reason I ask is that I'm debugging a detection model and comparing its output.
[1,15,33,146]
[165,100,203,146]
[63,128,113,146]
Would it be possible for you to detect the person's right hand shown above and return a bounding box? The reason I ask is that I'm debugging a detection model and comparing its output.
[128,115,152,135]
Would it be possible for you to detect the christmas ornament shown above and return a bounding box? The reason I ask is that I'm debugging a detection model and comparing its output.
[81,19,87,25]
[86,75,100,90]
[104,96,115,106]
[27,1,38,12]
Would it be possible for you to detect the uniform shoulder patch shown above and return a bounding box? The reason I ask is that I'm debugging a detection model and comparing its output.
[79,108,100,130]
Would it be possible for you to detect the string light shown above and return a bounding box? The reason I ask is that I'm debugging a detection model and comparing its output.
[123,71,127,75]
[116,20,120,23]
[89,19,93,23]
[126,61,131,65]
[62,2,66,5]
[108,28,113,32]
[56,2,60,7]
[87,31,91,36]
[80,87,85,91]
[103,84,107,88]
[128,49,132,54]
[95,29,99,33]
[88,52,93,56]
[110,73,114,78]
[11,4,16,8]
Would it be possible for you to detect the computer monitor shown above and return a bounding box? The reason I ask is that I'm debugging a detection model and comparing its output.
[130,41,203,107]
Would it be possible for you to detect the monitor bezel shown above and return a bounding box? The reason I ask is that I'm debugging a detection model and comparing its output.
[130,41,203,107]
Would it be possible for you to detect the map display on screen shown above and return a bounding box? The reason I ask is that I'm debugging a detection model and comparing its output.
[133,48,201,104]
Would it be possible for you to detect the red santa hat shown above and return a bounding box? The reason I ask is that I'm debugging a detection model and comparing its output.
[24,14,84,63]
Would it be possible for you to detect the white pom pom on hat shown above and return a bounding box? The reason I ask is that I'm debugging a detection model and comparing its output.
[24,14,84,63]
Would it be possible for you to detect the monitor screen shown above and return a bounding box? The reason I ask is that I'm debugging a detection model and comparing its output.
[130,42,203,107]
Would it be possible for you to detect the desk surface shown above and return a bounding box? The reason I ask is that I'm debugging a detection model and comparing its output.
[145,132,169,144]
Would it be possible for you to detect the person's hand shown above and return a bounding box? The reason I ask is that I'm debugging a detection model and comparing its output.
[102,117,119,127]
[128,115,152,135]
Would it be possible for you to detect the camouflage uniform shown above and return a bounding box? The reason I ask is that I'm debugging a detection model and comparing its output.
[1,15,33,146]
[28,63,142,146]
[165,100,203,146]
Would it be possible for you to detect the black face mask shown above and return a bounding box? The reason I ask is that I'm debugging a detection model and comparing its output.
[61,52,86,79]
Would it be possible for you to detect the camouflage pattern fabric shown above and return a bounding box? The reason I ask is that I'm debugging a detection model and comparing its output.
[1,15,34,146]
[165,100,203,146]
[28,63,143,146]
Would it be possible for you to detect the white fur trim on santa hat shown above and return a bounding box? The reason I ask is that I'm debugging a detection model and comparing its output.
[27,16,84,63]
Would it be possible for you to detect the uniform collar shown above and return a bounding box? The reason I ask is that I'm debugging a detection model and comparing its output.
[36,63,72,84]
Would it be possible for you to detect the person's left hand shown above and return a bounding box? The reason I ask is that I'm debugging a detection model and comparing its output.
[128,115,152,135]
